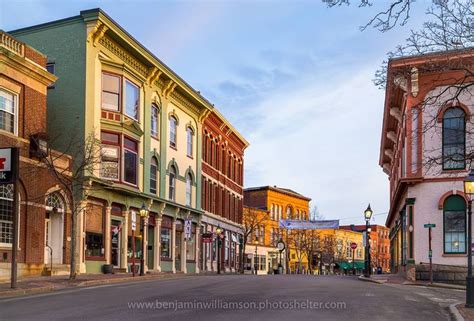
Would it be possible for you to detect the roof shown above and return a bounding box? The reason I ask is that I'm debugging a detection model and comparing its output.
[244,185,312,202]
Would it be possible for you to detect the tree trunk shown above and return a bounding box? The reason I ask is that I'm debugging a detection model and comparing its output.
[69,202,77,280]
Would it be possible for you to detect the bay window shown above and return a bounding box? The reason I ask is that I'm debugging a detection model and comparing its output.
[123,137,138,185]
[0,89,16,134]
[101,73,120,111]
[100,132,120,181]
[125,80,139,120]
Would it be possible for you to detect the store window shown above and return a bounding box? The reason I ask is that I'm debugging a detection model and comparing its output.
[85,233,103,257]
[161,228,171,259]
[0,184,14,246]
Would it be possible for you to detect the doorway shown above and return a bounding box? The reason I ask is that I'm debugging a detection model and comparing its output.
[111,220,122,268]
[175,231,182,271]
[147,225,154,270]
[44,193,64,265]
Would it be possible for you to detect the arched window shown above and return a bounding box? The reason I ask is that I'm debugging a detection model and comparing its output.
[286,206,293,220]
[169,116,177,148]
[187,127,194,157]
[46,193,64,213]
[444,195,466,254]
[150,157,158,194]
[151,104,159,138]
[443,108,465,170]
[0,184,14,246]
[169,165,176,201]
[186,173,192,206]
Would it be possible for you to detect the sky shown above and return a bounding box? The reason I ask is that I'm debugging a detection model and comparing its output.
[1,0,430,226]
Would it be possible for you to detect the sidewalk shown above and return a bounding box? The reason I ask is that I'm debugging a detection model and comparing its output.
[0,272,193,298]
[358,274,466,290]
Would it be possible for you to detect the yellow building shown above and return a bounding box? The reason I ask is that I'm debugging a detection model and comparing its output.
[244,186,311,274]
[315,229,365,274]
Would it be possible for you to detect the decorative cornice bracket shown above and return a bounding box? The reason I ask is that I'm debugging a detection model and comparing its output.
[390,107,402,123]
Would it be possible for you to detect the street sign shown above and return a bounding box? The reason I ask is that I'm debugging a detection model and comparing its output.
[0,148,18,184]
[131,222,136,231]
[424,223,436,228]
[350,242,357,250]
[184,219,192,240]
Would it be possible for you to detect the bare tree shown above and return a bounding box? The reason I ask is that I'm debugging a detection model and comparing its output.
[242,207,269,272]
[31,131,102,280]
[301,230,322,274]
[286,229,307,273]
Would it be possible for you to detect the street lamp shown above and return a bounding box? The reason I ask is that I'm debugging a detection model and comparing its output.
[464,169,474,308]
[216,226,223,274]
[139,202,149,276]
[254,238,259,275]
[238,234,244,274]
[364,204,373,277]
[277,239,285,275]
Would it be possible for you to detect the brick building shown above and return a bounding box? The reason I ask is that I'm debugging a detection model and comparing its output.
[340,225,391,273]
[0,31,72,280]
[379,49,474,282]
[200,110,248,273]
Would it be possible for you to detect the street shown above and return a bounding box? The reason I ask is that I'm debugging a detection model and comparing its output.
[0,275,463,321]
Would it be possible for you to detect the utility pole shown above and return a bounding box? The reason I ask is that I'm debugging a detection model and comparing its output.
[424,223,436,285]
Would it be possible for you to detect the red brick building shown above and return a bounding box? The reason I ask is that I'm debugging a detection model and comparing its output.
[340,225,391,273]
[0,32,71,280]
[200,110,248,273]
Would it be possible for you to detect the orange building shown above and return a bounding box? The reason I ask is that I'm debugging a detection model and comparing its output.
[244,186,311,274]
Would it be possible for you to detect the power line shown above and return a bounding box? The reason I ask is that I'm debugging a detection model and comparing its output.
[337,212,389,222]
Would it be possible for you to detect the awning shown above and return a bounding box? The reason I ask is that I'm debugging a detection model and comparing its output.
[336,261,350,269]
[336,261,365,270]
[354,261,365,269]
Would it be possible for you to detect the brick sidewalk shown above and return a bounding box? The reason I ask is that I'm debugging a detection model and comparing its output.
[0,272,191,298]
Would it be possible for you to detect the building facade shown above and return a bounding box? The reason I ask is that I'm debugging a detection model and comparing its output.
[10,9,225,275]
[340,224,390,273]
[200,110,248,273]
[0,31,72,280]
[379,49,474,282]
[244,186,311,274]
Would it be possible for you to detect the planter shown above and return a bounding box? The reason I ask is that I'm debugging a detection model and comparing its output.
[102,264,114,274]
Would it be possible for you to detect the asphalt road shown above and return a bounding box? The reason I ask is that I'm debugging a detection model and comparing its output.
[0,275,464,321]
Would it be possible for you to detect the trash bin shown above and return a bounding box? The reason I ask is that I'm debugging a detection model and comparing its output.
[377,267,382,274]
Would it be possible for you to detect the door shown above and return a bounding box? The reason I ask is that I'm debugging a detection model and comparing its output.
[45,211,63,264]
[44,218,51,264]
[175,231,182,271]
[111,220,121,268]
[147,225,154,270]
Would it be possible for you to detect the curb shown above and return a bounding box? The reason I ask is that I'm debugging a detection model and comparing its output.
[449,303,465,321]
[402,281,466,291]
[0,273,194,299]
[357,276,387,284]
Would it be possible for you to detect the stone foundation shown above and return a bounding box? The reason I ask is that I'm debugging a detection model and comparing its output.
[415,263,469,285]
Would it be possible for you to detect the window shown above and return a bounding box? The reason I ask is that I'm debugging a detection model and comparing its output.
[46,63,55,89]
[85,232,103,257]
[151,104,159,138]
[443,108,466,170]
[161,228,171,258]
[100,132,120,181]
[125,80,139,120]
[101,73,120,111]
[123,137,138,185]
[150,157,158,194]
[444,195,466,254]
[169,116,177,148]
[0,184,13,246]
[0,89,16,134]
[286,206,292,220]
[187,127,193,157]
[185,173,192,206]
[169,166,176,200]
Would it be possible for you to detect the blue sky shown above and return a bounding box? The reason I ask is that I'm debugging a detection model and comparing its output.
[1,0,429,225]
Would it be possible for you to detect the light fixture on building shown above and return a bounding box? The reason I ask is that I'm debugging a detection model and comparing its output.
[139,202,149,218]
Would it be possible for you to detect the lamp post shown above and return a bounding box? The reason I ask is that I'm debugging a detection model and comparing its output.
[139,203,149,276]
[238,234,244,274]
[317,253,322,275]
[277,239,285,275]
[364,204,373,277]
[216,226,223,274]
[464,169,474,308]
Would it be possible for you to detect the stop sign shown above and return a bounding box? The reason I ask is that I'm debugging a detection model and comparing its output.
[350,242,357,250]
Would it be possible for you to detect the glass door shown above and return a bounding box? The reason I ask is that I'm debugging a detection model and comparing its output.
[175,231,182,271]
[111,220,121,268]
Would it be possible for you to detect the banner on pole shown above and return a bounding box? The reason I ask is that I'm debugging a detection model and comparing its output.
[279,219,339,230]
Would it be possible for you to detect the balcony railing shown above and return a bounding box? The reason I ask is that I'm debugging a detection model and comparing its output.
[1,31,24,57]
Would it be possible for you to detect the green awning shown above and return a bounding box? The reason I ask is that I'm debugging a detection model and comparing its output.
[337,261,350,269]
[337,261,365,270]
[354,261,365,269]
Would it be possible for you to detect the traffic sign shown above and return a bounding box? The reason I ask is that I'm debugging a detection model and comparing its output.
[424,224,436,228]
[350,242,357,250]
